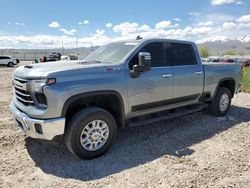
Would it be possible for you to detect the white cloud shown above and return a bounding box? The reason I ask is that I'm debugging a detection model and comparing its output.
[15,22,24,26]
[236,1,243,4]
[49,21,60,28]
[196,35,230,43]
[59,28,77,35]
[190,12,236,28]
[0,30,111,49]
[113,22,139,35]
[182,26,213,36]
[138,24,151,31]
[223,22,237,29]
[236,14,250,22]
[2,13,250,49]
[188,12,200,17]
[211,0,243,6]
[155,21,171,29]
[0,25,214,49]
[172,23,180,27]
[174,18,181,22]
[7,22,11,25]
[78,20,90,25]
[83,20,90,24]
[238,23,250,28]
[105,23,112,28]
[198,21,213,26]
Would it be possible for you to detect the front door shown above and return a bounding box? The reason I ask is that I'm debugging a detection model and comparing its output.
[126,42,173,115]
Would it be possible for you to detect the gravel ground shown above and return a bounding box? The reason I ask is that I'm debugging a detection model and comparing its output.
[0,62,250,188]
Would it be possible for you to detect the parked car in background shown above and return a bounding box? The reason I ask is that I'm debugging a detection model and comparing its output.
[61,54,79,61]
[206,57,220,63]
[220,58,237,63]
[0,56,18,67]
[61,55,70,61]
[69,54,78,60]
[32,59,41,64]
[241,59,250,67]
[201,58,209,63]
[47,52,61,61]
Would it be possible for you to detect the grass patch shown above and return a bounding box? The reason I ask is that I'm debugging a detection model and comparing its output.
[241,67,250,93]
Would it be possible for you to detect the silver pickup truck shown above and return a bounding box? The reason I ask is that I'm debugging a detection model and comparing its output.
[9,38,241,159]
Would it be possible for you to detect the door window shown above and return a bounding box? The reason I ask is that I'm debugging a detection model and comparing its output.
[167,43,197,66]
[129,42,167,69]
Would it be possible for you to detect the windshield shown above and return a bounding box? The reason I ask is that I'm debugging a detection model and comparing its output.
[83,42,138,63]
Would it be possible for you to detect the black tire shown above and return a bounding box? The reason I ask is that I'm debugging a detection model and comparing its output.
[8,62,14,67]
[208,87,232,116]
[65,107,117,159]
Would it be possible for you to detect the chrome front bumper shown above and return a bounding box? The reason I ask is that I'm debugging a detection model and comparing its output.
[9,100,65,140]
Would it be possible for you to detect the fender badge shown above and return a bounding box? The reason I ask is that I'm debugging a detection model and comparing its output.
[105,67,120,72]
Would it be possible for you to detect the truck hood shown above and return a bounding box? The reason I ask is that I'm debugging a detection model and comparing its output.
[13,60,116,79]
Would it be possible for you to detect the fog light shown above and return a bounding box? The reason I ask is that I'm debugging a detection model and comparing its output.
[34,123,43,134]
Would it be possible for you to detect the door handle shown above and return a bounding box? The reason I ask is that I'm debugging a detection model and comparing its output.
[195,71,203,75]
[162,74,172,78]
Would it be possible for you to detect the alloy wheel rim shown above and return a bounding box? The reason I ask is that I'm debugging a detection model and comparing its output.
[219,93,229,112]
[80,120,109,151]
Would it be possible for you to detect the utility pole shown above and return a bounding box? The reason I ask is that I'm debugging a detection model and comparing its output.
[90,41,93,52]
[75,34,78,55]
[35,44,38,59]
[62,40,64,54]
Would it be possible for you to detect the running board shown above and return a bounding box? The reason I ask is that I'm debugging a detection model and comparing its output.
[128,104,203,127]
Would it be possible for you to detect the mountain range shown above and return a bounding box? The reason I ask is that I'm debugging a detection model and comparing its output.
[197,36,250,56]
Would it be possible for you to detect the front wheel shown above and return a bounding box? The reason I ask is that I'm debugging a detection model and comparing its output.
[208,87,232,116]
[8,62,14,67]
[65,107,117,159]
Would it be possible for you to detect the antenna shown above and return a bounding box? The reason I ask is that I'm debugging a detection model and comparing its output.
[75,34,78,55]
[62,40,64,54]
[136,36,143,40]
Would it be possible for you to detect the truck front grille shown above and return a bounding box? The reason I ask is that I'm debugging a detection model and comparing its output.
[13,77,34,106]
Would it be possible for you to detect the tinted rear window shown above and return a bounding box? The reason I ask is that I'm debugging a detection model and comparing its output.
[168,43,197,66]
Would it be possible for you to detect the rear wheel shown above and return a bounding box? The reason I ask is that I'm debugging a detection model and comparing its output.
[8,62,14,67]
[65,107,117,159]
[208,87,232,116]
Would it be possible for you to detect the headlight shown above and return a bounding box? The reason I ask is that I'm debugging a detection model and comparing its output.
[32,79,47,93]
[31,78,56,93]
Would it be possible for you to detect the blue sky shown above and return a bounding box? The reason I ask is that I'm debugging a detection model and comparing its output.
[0,0,250,48]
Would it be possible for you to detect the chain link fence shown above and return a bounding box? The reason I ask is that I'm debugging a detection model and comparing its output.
[0,49,91,61]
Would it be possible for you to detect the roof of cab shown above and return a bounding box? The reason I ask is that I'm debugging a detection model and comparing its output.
[120,38,195,45]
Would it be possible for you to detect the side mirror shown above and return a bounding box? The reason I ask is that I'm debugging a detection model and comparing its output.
[130,52,151,78]
[138,52,151,71]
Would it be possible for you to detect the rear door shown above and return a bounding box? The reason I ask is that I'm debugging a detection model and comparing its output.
[167,42,203,102]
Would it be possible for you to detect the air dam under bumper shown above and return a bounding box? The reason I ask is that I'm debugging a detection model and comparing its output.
[9,100,65,140]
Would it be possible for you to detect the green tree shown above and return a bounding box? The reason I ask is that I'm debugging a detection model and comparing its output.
[199,46,209,58]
